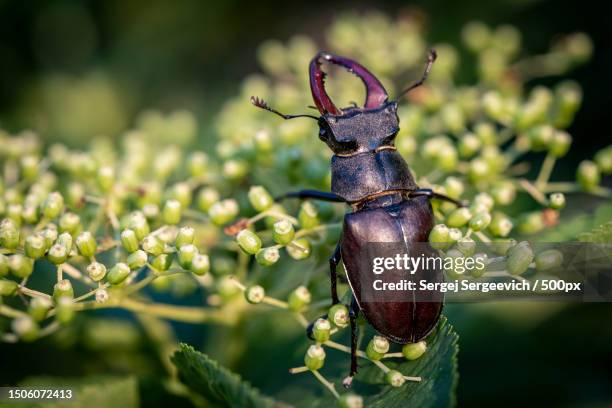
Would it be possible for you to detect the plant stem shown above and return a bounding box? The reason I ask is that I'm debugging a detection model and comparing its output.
[517,178,547,205]
[18,286,52,300]
[289,366,309,374]
[312,370,339,399]
[535,154,556,190]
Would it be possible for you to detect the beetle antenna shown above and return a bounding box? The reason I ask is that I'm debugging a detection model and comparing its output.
[395,49,437,100]
[250,96,319,120]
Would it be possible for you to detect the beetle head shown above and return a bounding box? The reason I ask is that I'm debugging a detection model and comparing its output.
[310,52,399,154]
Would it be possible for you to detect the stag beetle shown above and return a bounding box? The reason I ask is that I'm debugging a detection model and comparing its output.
[251,50,462,387]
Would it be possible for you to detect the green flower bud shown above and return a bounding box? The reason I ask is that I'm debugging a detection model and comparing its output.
[47,244,68,265]
[41,227,59,248]
[507,241,534,275]
[12,316,39,342]
[443,177,464,200]
[471,253,488,278]
[435,144,459,173]
[28,296,52,322]
[0,279,18,296]
[468,158,491,184]
[75,231,97,258]
[142,203,159,219]
[53,279,74,301]
[366,335,390,360]
[286,238,311,260]
[469,211,491,232]
[8,254,34,278]
[7,204,22,226]
[223,159,249,182]
[489,213,513,237]
[55,232,72,250]
[254,129,273,152]
[55,296,74,325]
[25,234,46,259]
[429,224,451,250]
[328,304,349,328]
[525,125,553,152]
[255,247,280,266]
[446,207,472,228]
[549,130,572,158]
[245,285,265,304]
[95,288,109,303]
[594,146,612,174]
[312,318,331,343]
[549,193,566,210]
[190,254,210,275]
[59,212,81,234]
[151,253,172,272]
[288,285,311,311]
[187,151,208,177]
[168,182,192,208]
[107,262,131,285]
[299,202,319,229]
[492,238,517,256]
[386,370,405,387]
[127,250,148,270]
[20,155,39,180]
[162,199,182,225]
[518,211,544,235]
[0,218,20,249]
[236,229,262,255]
[456,237,476,256]
[402,341,427,360]
[576,160,601,191]
[474,122,497,145]
[66,182,85,208]
[175,226,195,247]
[86,262,107,282]
[142,235,164,256]
[128,214,150,241]
[40,192,64,220]
[248,186,274,212]
[197,187,220,212]
[208,199,239,226]
[97,165,115,192]
[178,244,197,269]
[462,21,490,51]
[448,228,463,243]
[338,393,363,408]
[273,219,295,245]
[304,344,326,371]
[22,204,38,224]
[458,132,482,159]
[491,181,516,206]
[0,254,8,277]
[535,249,563,272]
[120,229,139,253]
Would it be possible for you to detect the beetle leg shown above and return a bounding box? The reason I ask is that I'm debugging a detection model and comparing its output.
[275,189,346,203]
[329,243,341,305]
[409,188,466,207]
[343,296,361,389]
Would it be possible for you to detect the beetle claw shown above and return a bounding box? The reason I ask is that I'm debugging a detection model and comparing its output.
[342,375,354,389]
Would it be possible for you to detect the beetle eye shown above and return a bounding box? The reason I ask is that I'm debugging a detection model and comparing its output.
[318,126,329,140]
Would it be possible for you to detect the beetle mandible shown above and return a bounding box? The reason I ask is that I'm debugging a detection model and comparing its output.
[251,50,463,387]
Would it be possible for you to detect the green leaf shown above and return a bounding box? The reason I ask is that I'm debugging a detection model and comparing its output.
[578,221,612,243]
[359,315,459,408]
[12,376,138,408]
[171,344,284,408]
[273,315,459,408]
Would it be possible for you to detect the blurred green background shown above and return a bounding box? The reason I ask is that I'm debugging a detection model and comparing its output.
[0,0,611,407]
